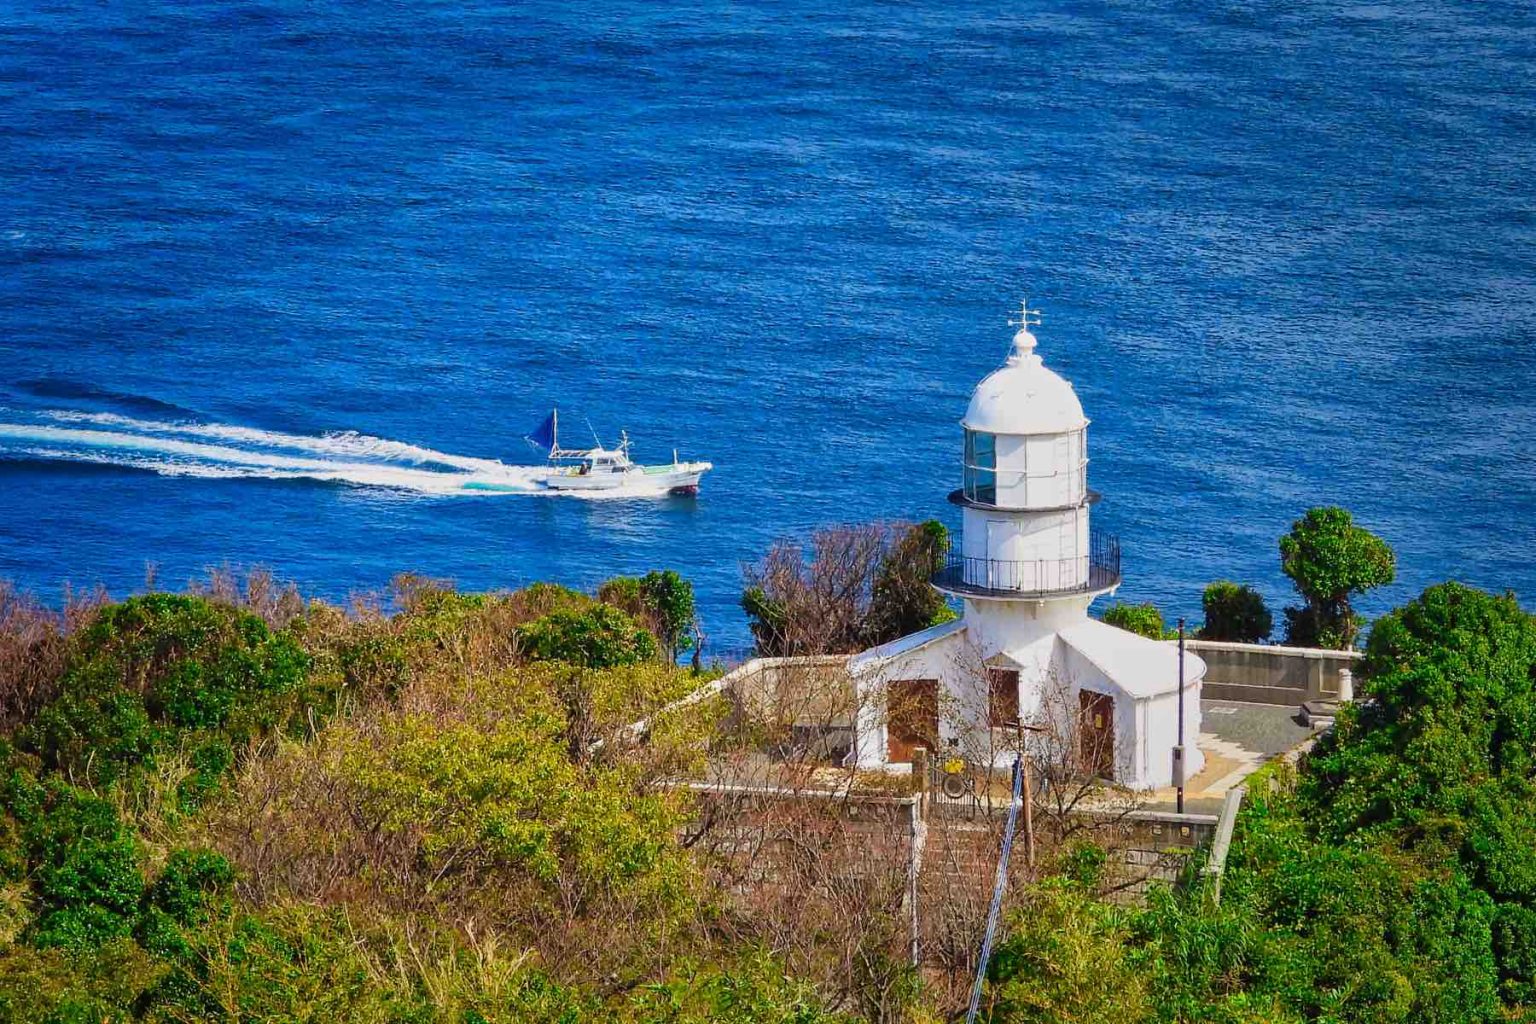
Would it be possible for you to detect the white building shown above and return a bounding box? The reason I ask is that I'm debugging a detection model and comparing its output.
[847,312,1204,791]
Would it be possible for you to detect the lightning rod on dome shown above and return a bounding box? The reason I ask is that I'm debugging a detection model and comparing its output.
[1008,298,1042,329]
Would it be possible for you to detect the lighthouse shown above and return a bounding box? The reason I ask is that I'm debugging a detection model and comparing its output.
[847,306,1204,790]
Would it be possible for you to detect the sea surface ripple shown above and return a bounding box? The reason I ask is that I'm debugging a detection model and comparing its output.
[2,0,1533,646]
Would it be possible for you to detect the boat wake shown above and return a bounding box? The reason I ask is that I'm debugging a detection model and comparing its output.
[0,409,556,496]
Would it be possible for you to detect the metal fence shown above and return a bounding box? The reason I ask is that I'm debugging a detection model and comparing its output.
[932,529,1121,597]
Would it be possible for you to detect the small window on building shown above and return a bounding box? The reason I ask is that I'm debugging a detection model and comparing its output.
[964,429,997,504]
[987,668,1020,728]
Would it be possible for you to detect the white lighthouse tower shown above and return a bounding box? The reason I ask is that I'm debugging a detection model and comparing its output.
[848,306,1204,790]
[939,303,1117,639]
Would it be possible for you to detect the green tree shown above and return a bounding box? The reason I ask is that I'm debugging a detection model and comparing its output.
[517,605,658,669]
[642,571,697,662]
[863,521,951,647]
[1198,582,1272,643]
[1102,602,1167,640]
[22,595,310,789]
[1297,583,1536,1004]
[1278,507,1395,649]
[599,572,697,662]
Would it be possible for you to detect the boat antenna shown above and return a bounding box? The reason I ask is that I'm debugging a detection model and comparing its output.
[584,417,602,449]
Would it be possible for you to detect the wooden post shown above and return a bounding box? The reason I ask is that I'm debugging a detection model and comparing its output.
[909,796,922,967]
[1022,750,1035,871]
[911,746,929,812]
[907,747,928,969]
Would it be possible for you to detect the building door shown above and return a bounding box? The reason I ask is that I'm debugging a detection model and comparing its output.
[987,668,1021,730]
[1079,690,1115,780]
[986,520,1026,590]
[887,679,939,763]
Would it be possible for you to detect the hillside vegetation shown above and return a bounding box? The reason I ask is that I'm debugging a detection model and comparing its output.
[0,566,1530,1023]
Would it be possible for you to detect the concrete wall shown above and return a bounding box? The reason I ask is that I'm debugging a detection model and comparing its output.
[1188,639,1360,705]
[727,656,855,726]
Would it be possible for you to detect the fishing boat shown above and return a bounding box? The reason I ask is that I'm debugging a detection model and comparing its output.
[523,409,712,496]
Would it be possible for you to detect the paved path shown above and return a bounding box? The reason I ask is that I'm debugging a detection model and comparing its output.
[1142,700,1318,814]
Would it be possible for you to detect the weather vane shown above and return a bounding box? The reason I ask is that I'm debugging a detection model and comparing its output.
[1008,298,1042,329]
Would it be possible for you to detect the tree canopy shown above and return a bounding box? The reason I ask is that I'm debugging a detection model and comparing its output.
[1101,602,1168,640]
[741,521,953,656]
[598,570,697,662]
[1279,506,1395,648]
[1198,582,1272,643]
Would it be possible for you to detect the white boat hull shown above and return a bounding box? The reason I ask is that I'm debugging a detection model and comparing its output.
[540,460,712,496]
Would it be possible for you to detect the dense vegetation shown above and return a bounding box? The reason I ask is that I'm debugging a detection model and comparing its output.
[984,582,1536,1023]
[0,548,1529,1022]
[0,573,857,1023]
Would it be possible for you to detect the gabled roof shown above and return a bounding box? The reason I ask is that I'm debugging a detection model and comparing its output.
[1057,619,1207,699]
[847,617,968,677]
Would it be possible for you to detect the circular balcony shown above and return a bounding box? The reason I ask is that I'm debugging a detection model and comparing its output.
[931,531,1122,600]
[947,487,1101,513]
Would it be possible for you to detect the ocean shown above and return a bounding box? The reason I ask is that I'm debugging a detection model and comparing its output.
[2,0,1533,650]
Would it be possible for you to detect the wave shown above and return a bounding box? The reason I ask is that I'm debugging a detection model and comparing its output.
[0,410,549,496]
[12,378,203,420]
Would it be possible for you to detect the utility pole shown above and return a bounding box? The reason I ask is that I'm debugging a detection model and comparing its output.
[1176,617,1187,815]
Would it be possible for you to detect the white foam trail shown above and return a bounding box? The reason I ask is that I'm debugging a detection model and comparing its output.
[38,410,510,472]
[0,416,547,496]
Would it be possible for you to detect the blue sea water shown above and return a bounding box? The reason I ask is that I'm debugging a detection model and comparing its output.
[2,0,1533,649]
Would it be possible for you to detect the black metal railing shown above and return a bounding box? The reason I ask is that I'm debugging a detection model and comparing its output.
[932,530,1121,598]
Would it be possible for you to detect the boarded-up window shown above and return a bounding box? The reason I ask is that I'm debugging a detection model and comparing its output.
[988,668,1020,727]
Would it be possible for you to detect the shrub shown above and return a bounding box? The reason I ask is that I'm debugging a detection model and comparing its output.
[1223,773,1501,1023]
[144,849,234,927]
[18,781,145,951]
[985,880,1151,1023]
[518,604,658,669]
[1102,602,1167,640]
[0,583,76,735]
[23,595,309,788]
[864,521,951,647]
[0,938,162,1024]
[1198,582,1272,643]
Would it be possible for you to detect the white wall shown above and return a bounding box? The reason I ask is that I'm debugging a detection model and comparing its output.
[1135,681,1206,789]
[853,614,1206,790]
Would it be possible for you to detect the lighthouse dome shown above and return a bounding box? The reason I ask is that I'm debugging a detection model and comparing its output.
[962,327,1088,436]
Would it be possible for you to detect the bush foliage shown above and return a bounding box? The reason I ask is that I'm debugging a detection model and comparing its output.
[0,572,859,1023]
[1198,582,1272,643]
[742,521,952,656]
[1101,602,1168,640]
[518,603,660,668]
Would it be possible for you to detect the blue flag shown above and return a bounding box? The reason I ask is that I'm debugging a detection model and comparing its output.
[526,411,556,451]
